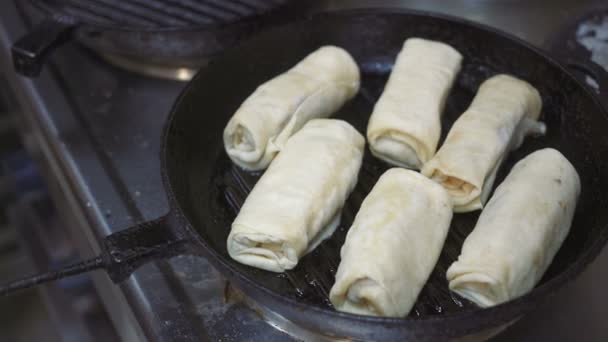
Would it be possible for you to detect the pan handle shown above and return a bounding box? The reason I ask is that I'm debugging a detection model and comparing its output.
[12,15,76,77]
[0,215,189,296]
[102,215,190,282]
[562,58,608,95]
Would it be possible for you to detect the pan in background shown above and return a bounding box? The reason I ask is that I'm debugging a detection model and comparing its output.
[11,0,308,78]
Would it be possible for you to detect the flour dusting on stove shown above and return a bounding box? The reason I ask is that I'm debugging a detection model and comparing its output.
[576,16,608,72]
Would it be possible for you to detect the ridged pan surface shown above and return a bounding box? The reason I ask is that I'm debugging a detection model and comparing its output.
[164,9,608,330]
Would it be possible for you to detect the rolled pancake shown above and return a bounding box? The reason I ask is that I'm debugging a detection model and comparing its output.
[422,74,546,212]
[223,46,360,170]
[227,119,364,272]
[367,38,462,169]
[330,168,453,317]
[447,148,580,307]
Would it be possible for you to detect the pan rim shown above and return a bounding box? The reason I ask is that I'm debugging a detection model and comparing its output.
[161,6,608,331]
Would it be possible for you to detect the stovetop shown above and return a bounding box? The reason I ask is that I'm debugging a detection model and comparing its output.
[1,1,607,341]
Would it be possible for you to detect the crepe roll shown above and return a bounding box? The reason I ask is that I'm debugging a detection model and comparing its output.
[422,74,546,212]
[330,168,453,317]
[227,119,364,272]
[447,148,580,307]
[223,46,360,171]
[367,38,463,169]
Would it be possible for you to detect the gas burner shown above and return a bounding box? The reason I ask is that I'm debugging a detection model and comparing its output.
[99,53,199,81]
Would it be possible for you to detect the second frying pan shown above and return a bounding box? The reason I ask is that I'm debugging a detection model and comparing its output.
[2,9,608,341]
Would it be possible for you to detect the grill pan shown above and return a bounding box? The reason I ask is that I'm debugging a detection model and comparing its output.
[31,0,290,29]
[2,9,608,341]
[12,0,301,76]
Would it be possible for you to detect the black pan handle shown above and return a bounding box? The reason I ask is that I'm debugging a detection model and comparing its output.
[102,216,190,282]
[562,58,608,95]
[12,15,76,77]
[0,215,189,296]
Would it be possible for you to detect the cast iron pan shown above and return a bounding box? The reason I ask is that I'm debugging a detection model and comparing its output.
[11,0,306,77]
[3,9,608,341]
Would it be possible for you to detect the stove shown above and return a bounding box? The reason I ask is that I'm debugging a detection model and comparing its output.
[1,0,607,341]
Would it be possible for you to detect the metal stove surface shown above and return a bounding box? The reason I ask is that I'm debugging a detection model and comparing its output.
[1,0,607,341]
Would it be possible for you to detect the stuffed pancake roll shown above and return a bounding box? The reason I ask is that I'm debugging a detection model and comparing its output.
[447,148,580,307]
[227,119,365,272]
[330,168,452,317]
[367,38,462,169]
[224,46,360,170]
[422,74,546,212]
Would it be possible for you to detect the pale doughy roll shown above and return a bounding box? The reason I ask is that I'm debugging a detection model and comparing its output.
[447,148,580,307]
[422,74,546,212]
[223,46,360,171]
[367,38,462,169]
[227,119,364,272]
[330,168,453,317]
